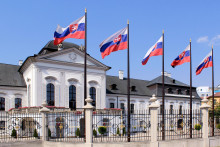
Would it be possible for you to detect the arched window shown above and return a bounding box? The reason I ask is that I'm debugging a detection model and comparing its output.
[69,85,76,110]
[47,83,55,106]
[0,97,5,111]
[90,87,96,107]
[15,98,22,108]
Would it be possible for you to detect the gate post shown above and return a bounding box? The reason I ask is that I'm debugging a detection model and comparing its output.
[40,100,50,141]
[200,97,210,147]
[83,96,94,146]
[149,94,159,147]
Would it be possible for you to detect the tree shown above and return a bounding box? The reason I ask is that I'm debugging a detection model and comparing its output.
[11,128,17,138]
[33,129,38,138]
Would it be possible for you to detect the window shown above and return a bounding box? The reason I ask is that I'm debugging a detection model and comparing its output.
[0,97,5,111]
[111,84,117,90]
[168,88,173,94]
[15,98,22,108]
[0,121,5,130]
[160,105,163,114]
[69,85,76,110]
[47,83,54,106]
[120,103,125,113]
[131,104,134,114]
[110,103,114,108]
[170,105,173,114]
[90,87,96,107]
[185,89,190,95]
[131,86,136,92]
[177,89,182,94]
[179,105,182,115]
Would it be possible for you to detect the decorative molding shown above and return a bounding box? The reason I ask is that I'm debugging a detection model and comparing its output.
[68,53,77,62]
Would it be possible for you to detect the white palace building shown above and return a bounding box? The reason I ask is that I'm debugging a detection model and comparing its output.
[0,41,201,112]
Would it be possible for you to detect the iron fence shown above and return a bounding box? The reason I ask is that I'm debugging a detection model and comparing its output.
[209,110,220,136]
[92,109,150,143]
[158,109,202,140]
[46,109,85,142]
[0,111,42,142]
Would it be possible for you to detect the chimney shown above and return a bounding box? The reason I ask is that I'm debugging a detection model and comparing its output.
[119,70,124,80]
[19,60,23,66]
[161,71,171,77]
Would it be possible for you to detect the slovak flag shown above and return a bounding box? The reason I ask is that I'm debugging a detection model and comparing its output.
[196,50,213,75]
[100,27,128,59]
[142,36,163,65]
[171,45,190,68]
[54,16,85,45]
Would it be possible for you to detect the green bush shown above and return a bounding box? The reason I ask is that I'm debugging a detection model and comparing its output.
[98,126,107,135]
[93,129,97,137]
[194,124,201,130]
[11,128,17,138]
[123,127,126,135]
[216,124,220,129]
[75,128,80,137]
[116,127,120,135]
[33,129,38,138]
[48,128,51,138]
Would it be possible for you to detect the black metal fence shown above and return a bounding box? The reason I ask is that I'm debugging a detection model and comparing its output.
[0,112,42,142]
[209,110,220,136]
[92,109,150,143]
[46,109,85,142]
[158,109,202,140]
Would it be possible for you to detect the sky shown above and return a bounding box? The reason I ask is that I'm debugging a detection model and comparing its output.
[0,0,220,87]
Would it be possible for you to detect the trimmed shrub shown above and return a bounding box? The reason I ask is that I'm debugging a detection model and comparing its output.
[11,128,17,138]
[93,129,97,137]
[75,128,80,137]
[116,127,120,135]
[98,126,107,135]
[216,124,220,129]
[33,129,38,138]
[48,128,51,138]
[123,127,126,135]
[194,124,201,130]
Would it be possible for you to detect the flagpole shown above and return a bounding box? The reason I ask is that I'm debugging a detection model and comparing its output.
[162,30,165,140]
[127,19,131,142]
[212,45,214,136]
[190,39,192,138]
[84,8,87,140]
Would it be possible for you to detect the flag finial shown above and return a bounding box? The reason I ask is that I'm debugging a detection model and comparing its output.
[162,29,164,34]
[85,8,87,12]
[127,19,129,24]
[190,38,191,42]
[212,44,213,49]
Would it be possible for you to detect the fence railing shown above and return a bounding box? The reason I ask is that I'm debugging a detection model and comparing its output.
[92,109,150,143]
[0,112,42,142]
[158,109,202,140]
[209,110,220,136]
[46,109,85,142]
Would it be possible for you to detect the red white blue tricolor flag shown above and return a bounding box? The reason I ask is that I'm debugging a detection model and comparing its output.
[142,36,163,65]
[54,16,85,45]
[196,50,213,75]
[171,45,190,68]
[100,27,128,59]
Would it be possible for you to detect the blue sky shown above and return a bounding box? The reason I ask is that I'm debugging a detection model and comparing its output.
[1,0,220,87]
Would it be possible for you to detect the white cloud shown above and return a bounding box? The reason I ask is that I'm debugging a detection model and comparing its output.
[209,35,220,46]
[197,36,209,43]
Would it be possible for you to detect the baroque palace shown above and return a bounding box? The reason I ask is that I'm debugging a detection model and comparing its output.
[0,41,201,112]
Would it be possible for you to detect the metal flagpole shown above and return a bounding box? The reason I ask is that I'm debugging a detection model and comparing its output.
[84,8,87,141]
[190,39,192,138]
[162,30,165,140]
[127,20,131,142]
[212,45,214,136]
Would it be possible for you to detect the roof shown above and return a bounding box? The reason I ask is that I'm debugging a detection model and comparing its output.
[147,75,190,87]
[38,40,81,55]
[0,63,26,87]
[207,92,220,99]
[106,75,152,96]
